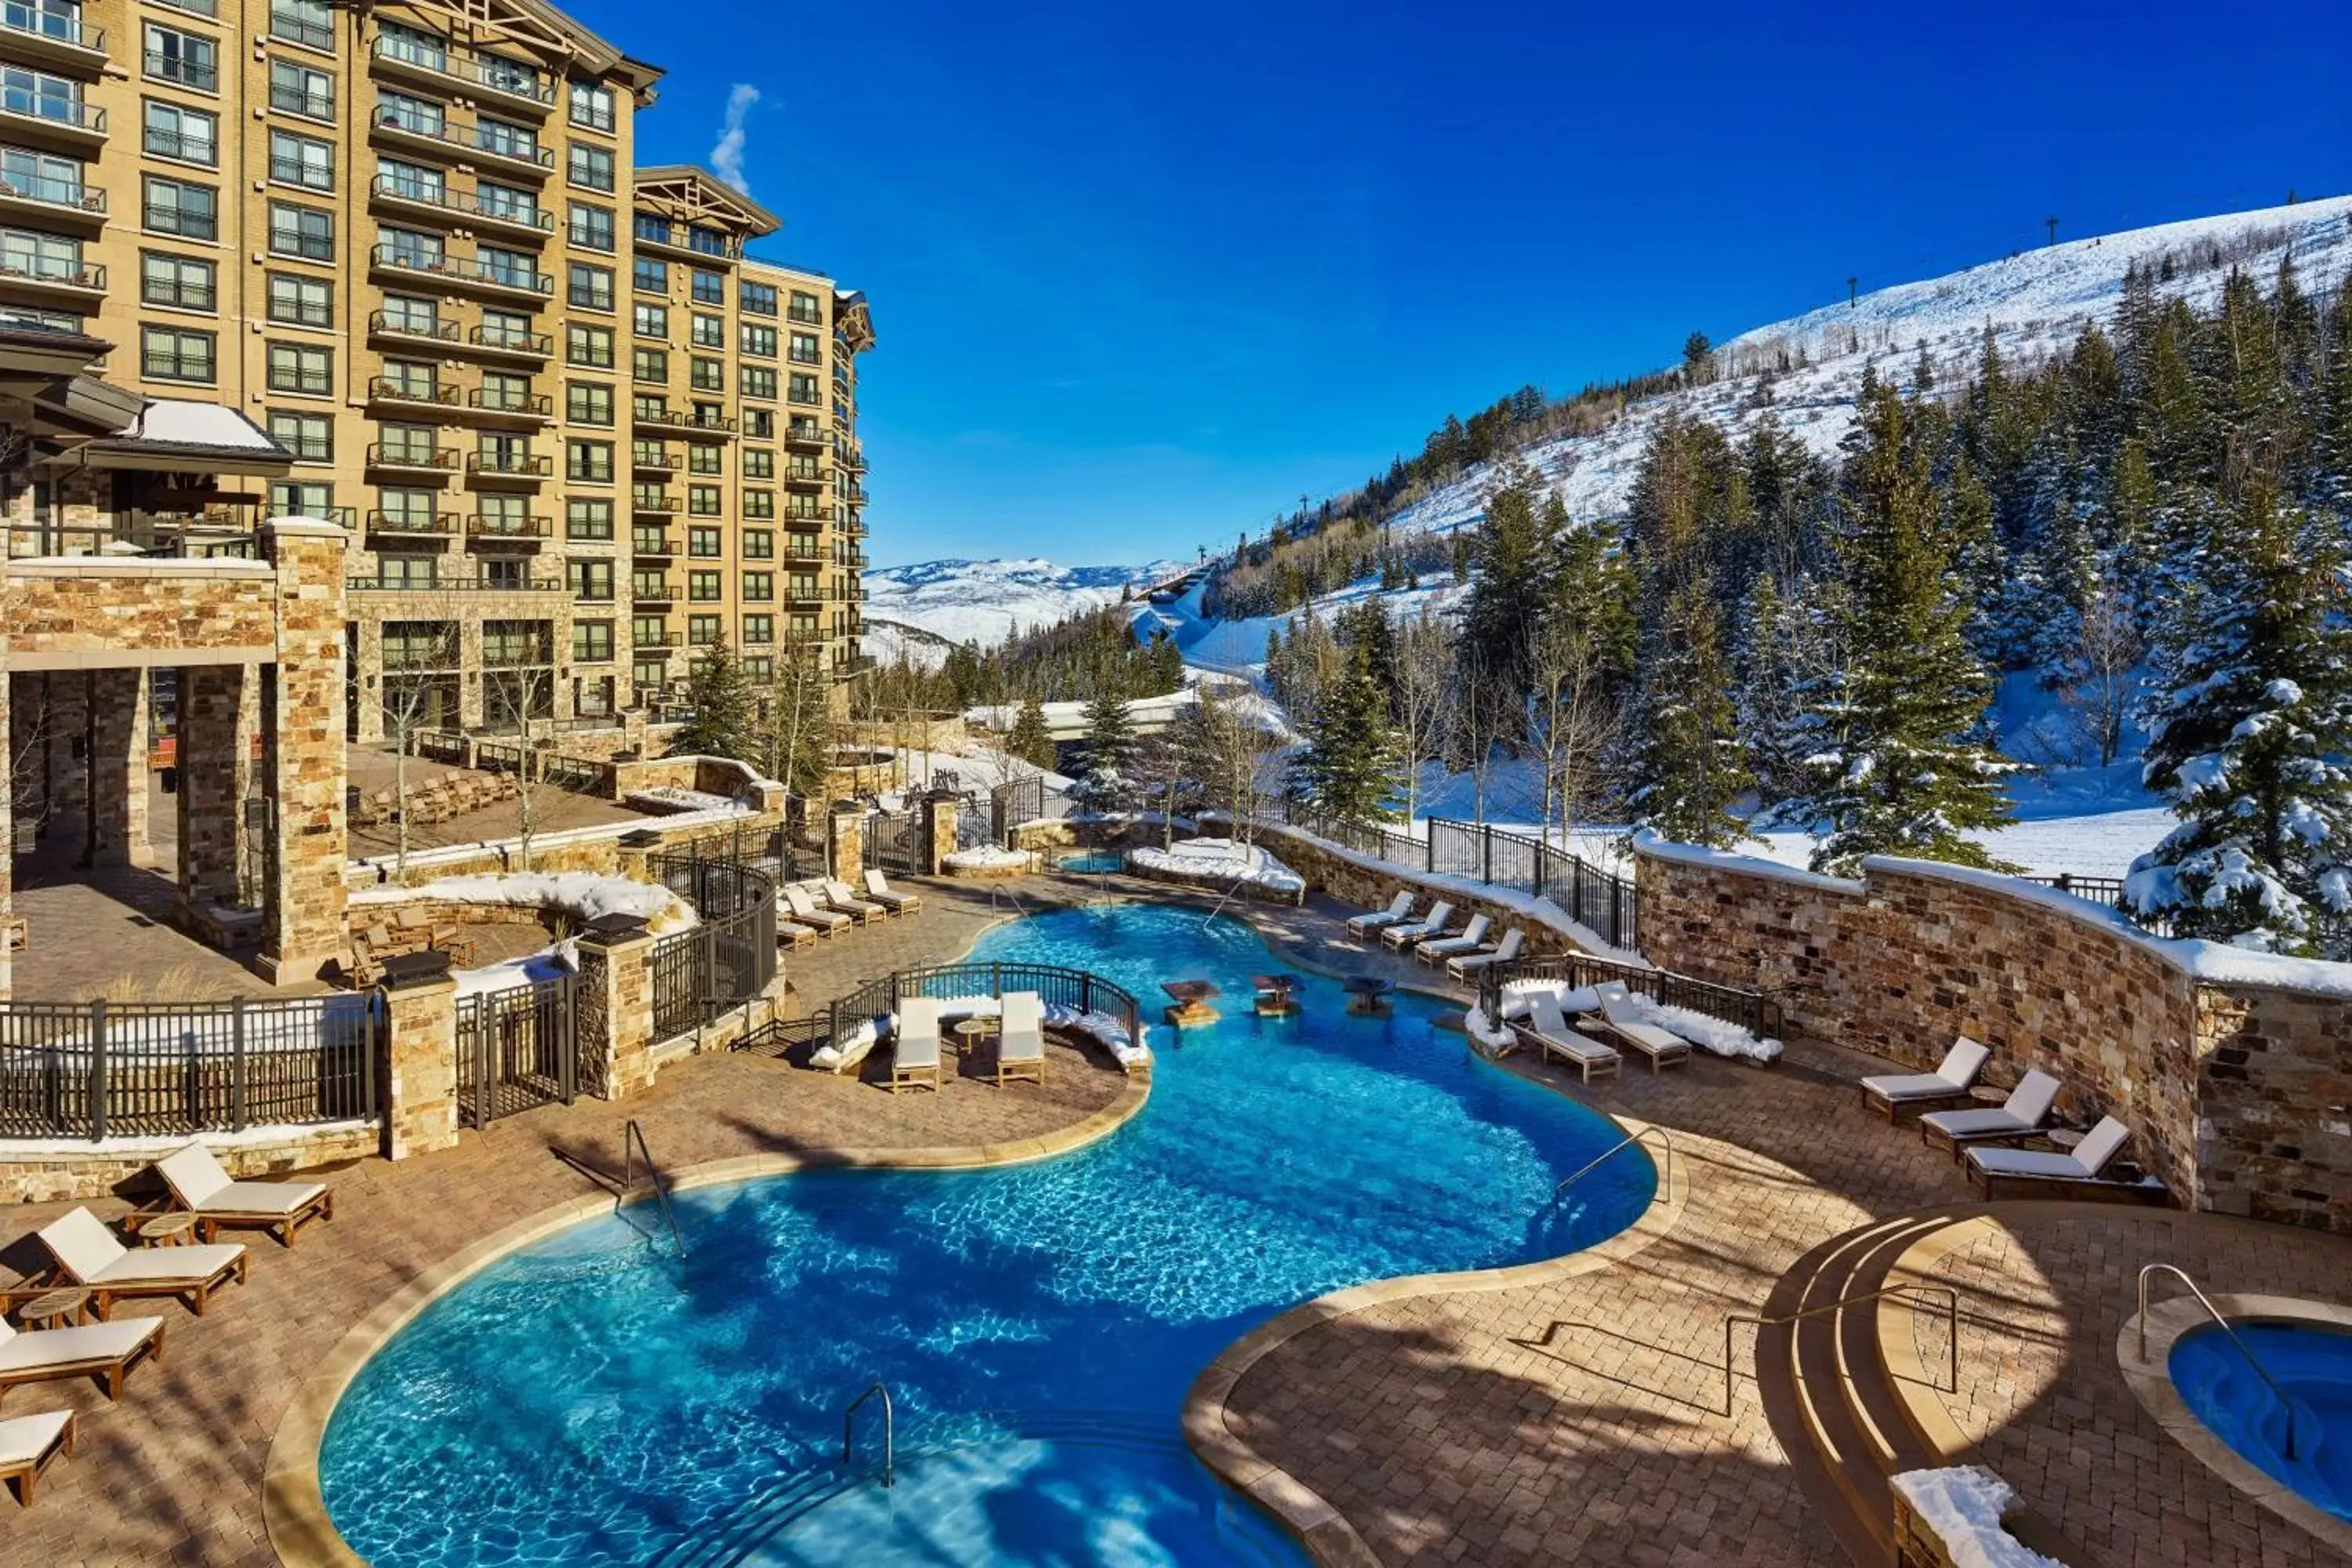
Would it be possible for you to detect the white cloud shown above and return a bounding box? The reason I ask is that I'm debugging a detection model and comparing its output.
[710,83,762,194]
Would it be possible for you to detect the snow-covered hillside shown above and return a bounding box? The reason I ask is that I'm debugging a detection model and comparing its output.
[862,556,1188,666]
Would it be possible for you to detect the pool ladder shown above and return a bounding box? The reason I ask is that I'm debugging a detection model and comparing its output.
[619,1120,687,1258]
[2138,1263,2301,1460]
[843,1381,894,1487]
[1552,1125,1675,1203]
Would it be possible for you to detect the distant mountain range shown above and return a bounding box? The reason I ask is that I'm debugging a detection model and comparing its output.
[861,556,1189,666]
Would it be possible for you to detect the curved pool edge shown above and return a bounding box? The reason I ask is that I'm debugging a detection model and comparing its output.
[261,1073,1153,1568]
[2117,1290,2352,1559]
[1181,1111,1691,1568]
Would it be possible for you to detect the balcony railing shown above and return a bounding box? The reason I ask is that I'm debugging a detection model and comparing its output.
[461,194,552,234]
[365,508,458,535]
[466,322,551,358]
[371,36,555,109]
[466,450,553,479]
[371,173,456,213]
[466,387,554,419]
[0,6,105,60]
[365,443,456,472]
[631,220,741,261]
[366,376,459,408]
[466,514,552,540]
[367,310,458,344]
[631,532,674,556]
[269,84,334,121]
[473,131,552,172]
[631,449,682,473]
[0,92,103,140]
[631,490,677,514]
[143,52,217,92]
[349,572,562,593]
[632,579,677,604]
[0,255,102,292]
[0,171,101,215]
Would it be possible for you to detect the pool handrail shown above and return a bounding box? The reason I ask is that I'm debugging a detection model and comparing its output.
[2137,1261,2300,1461]
[843,1381,894,1487]
[621,1119,686,1258]
[1553,1124,1674,1203]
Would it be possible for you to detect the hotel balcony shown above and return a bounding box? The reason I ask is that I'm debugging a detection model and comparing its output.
[466,513,553,546]
[631,448,682,475]
[0,253,100,306]
[631,219,742,267]
[462,323,553,365]
[460,194,554,244]
[784,584,824,610]
[370,37,557,118]
[365,443,459,478]
[783,425,826,453]
[0,11,107,74]
[466,451,552,488]
[365,376,461,416]
[0,172,103,230]
[368,245,554,303]
[631,488,677,516]
[631,529,675,558]
[632,577,677,608]
[368,174,463,227]
[367,310,460,350]
[364,509,459,540]
[456,387,555,427]
[0,93,103,154]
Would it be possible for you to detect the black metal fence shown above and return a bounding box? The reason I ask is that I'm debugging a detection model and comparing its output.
[667,822,818,887]
[646,849,779,1037]
[867,809,918,873]
[2017,873,2180,938]
[455,975,576,1128]
[1479,952,1779,1041]
[0,995,382,1141]
[991,775,1051,844]
[825,962,1142,1058]
[1261,797,1640,951]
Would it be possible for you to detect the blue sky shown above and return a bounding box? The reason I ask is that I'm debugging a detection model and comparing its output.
[579,0,2350,568]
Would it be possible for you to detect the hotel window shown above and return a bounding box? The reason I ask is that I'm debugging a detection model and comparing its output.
[742,449,774,480]
[742,614,773,645]
[267,341,332,394]
[632,347,667,384]
[742,489,775,520]
[477,181,537,225]
[565,322,613,368]
[740,366,777,401]
[269,201,334,261]
[269,129,334,190]
[691,269,724,306]
[740,280,778,316]
[378,20,445,71]
[568,441,613,483]
[380,358,437,398]
[688,571,721,602]
[740,325,777,358]
[480,308,533,350]
[143,100,217,165]
[568,142,614,191]
[566,499,614,540]
[742,529,772,561]
[377,158,441,205]
[0,64,82,130]
[566,381,613,426]
[376,553,437,588]
[377,89,441,137]
[143,176,216,240]
[745,409,775,440]
[267,271,331,328]
[688,484,721,517]
[690,358,723,393]
[742,572,773,602]
[688,444,723,476]
[688,614,720,646]
[568,201,614,252]
[376,423,438,465]
[379,226,441,271]
[477,116,537,165]
[633,394,668,424]
[573,621,615,662]
[568,81,614,132]
[480,372,532,413]
[690,313,724,349]
[568,260,612,310]
[476,494,528,535]
[379,293,437,336]
[140,250,214,310]
[141,325,214,383]
[143,24,216,91]
[477,54,540,102]
[633,256,667,295]
[268,59,333,120]
[376,488,437,529]
[270,0,334,50]
[268,410,332,461]
[633,302,667,339]
[568,559,614,602]
[788,332,821,365]
[477,244,537,290]
[687,527,720,557]
[788,290,822,325]
[786,372,819,405]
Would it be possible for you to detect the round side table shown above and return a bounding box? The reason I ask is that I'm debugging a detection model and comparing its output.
[136,1212,198,1247]
[17,1287,90,1330]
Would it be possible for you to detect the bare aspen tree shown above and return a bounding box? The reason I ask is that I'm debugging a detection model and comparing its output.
[1392,607,1451,826]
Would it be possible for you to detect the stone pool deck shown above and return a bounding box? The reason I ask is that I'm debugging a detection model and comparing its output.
[2,867,2347,1567]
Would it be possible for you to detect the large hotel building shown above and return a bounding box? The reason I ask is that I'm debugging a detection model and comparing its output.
[0,0,872,737]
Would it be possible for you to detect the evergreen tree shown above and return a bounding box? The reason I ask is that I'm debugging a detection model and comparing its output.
[1807,380,2014,872]
[2128,484,2352,953]
[1069,684,1139,813]
[1006,694,1057,772]
[1459,467,1553,702]
[1287,651,1404,827]
[1629,573,1750,846]
[669,637,758,764]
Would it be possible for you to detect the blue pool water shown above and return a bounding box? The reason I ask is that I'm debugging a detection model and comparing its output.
[320,903,1654,1568]
[1056,850,1127,875]
[2172,1320,2352,1521]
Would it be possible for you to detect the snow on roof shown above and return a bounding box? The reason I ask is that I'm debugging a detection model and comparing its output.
[119,400,282,452]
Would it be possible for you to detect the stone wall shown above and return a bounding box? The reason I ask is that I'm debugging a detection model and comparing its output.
[1251,823,1601,964]
[1635,840,2352,1235]
[0,1123,382,1205]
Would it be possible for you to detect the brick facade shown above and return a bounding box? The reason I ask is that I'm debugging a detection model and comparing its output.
[258,521,353,983]
[382,972,462,1161]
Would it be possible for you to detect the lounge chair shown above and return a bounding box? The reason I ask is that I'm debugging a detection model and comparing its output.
[782,884,854,938]
[1964,1116,2139,1199]
[36,1208,248,1318]
[1448,927,1524,984]
[154,1143,332,1248]
[777,920,818,950]
[996,991,1046,1087]
[1415,913,1493,967]
[1512,993,1621,1083]
[1381,901,1456,951]
[0,1313,164,1405]
[823,879,889,925]
[1860,1036,1991,1121]
[1587,983,1692,1073]
[891,997,942,1094]
[1919,1069,2061,1156]
[863,869,922,915]
[1346,892,1414,940]
[0,1410,73,1505]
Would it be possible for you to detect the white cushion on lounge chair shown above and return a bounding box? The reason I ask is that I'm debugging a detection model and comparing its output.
[38,1208,244,1287]
[1862,1037,1991,1103]
[158,1144,325,1216]
[998,992,1045,1065]
[1384,902,1454,947]
[0,1315,162,1374]
[1418,914,1492,960]
[1347,893,1414,935]
[1920,1069,2061,1141]
[1451,928,1523,978]
[783,885,852,930]
[825,880,887,916]
[1595,984,1689,1054]
[863,870,919,909]
[894,997,942,1073]
[1523,994,1620,1069]
[0,1410,71,1467]
[1971,1115,2133,1181]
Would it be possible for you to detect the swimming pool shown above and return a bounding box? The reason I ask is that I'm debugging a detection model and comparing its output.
[319,902,1655,1568]
[1055,849,1126,875]
[2171,1319,2352,1521]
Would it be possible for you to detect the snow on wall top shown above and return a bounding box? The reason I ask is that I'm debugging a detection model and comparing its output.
[1632,829,1866,895]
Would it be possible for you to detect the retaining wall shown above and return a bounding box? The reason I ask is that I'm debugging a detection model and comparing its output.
[0,1123,380,1205]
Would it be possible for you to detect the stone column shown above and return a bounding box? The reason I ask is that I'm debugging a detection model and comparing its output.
[920,788,960,875]
[380,957,460,1160]
[86,666,149,868]
[577,914,659,1101]
[43,671,88,840]
[259,518,352,985]
[350,619,386,745]
[0,642,11,1001]
[456,617,485,729]
[175,663,251,911]
[826,799,864,881]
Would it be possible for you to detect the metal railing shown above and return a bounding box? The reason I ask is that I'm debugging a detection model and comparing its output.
[648,851,779,1036]
[1724,1284,1960,1417]
[825,963,1141,1059]
[1486,951,1779,1042]
[0,995,381,1141]
[2138,1264,2301,1459]
[620,1119,685,1257]
[842,1382,894,1488]
[5,522,261,560]
[1553,1125,1674,1202]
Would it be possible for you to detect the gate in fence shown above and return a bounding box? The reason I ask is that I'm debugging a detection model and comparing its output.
[867,809,919,873]
[456,975,577,1129]
[990,775,1046,845]
[645,851,779,1037]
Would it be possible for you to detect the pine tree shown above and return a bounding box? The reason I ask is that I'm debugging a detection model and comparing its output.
[2307,283,2352,507]
[2129,483,2352,953]
[670,637,758,764]
[1007,694,1057,771]
[1807,379,2014,872]
[1459,467,1553,702]
[1069,684,1139,813]
[1629,573,1750,846]
[1288,650,1404,827]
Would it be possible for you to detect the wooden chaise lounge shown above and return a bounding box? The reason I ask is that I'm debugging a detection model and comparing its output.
[37,1208,249,1318]
[155,1143,333,1247]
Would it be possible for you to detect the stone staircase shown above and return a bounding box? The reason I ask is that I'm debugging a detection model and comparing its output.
[1749,1205,2096,1567]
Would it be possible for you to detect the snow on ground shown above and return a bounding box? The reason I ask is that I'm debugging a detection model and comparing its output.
[1127,837,1305,897]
